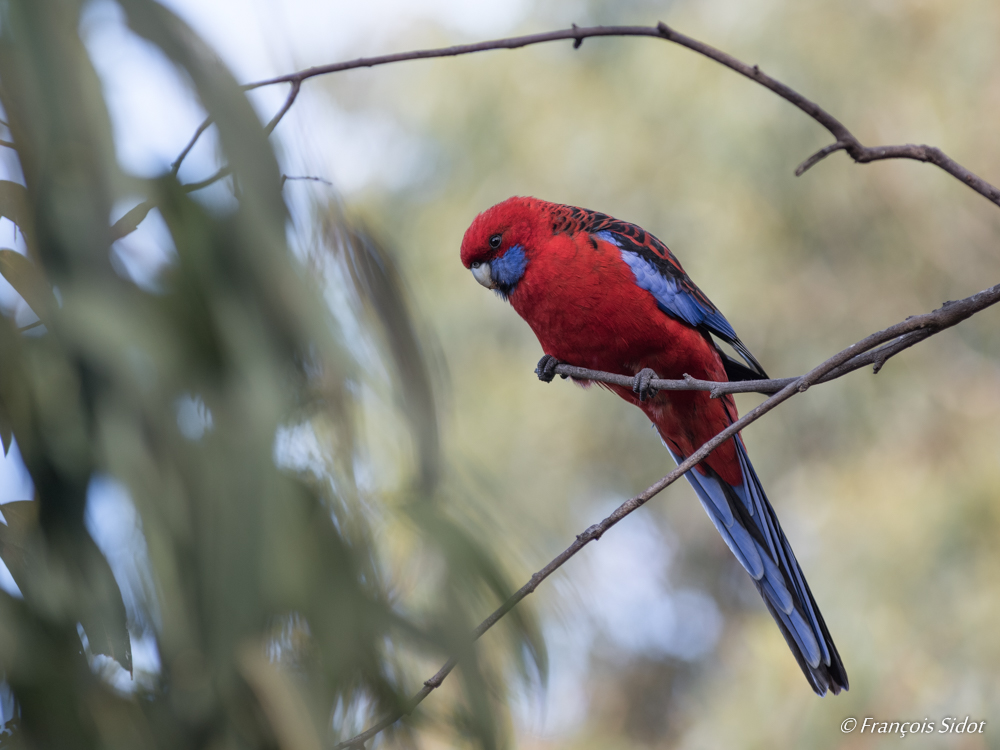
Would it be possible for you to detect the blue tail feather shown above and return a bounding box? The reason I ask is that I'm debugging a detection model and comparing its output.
[662,436,848,695]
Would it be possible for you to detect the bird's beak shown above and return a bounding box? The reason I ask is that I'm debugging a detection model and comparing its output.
[470,261,495,289]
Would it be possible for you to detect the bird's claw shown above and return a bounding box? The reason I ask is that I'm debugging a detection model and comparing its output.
[633,368,660,402]
[535,354,564,383]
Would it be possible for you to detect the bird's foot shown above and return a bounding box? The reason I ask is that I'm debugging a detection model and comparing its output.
[535,354,565,383]
[633,368,660,402]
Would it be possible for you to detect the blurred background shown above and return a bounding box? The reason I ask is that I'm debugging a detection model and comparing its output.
[1,0,999,748]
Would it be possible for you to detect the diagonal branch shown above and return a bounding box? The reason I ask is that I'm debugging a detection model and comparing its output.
[167,80,299,182]
[170,116,213,178]
[334,281,1000,748]
[264,79,301,135]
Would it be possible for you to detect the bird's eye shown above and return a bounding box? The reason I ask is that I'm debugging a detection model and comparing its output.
[471,261,482,269]
[489,234,502,249]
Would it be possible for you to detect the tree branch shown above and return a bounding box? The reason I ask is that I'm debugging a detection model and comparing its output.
[122,21,998,240]
[551,284,997,397]
[170,116,213,178]
[334,280,1000,748]
[649,22,1000,205]
[264,79,301,135]
[233,23,1000,209]
[159,80,301,205]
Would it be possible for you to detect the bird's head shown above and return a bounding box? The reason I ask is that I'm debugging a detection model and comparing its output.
[460,196,546,300]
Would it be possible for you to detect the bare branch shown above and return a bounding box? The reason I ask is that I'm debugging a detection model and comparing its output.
[334,280,1000,747]
[264,80,301,135]
[796,141,849,176]
[156,81,302,213]
[551,283,999,397]
[243,26,662,90]
[142,20,1000,242]
[170,116,213,178]
[280,174,334,188]
[232,23,1000,209]
[181,165,232,193]
[645,23,1000,204]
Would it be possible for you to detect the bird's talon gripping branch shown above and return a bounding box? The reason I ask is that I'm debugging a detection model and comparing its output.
[535,354,563,383]
[633,367,660,402]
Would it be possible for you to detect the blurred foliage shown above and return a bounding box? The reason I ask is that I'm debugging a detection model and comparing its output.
[0,1,543,749]
[298,0,1000,747]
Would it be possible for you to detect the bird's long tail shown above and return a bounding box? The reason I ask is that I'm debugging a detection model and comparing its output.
[664,437,849,695]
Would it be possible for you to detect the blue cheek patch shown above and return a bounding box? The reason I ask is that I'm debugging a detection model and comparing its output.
[490,244,527,299]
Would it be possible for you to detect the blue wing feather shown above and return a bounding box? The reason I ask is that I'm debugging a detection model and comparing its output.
[591,226,765,376]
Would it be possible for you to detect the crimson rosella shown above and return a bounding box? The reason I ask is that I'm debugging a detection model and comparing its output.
[460,196,848,695]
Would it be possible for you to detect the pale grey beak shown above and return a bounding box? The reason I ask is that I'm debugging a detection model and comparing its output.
[470,261,494,289]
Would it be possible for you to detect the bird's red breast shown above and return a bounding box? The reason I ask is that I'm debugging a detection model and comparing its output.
[462,196,741,484]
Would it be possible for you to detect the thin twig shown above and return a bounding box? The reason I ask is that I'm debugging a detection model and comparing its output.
[129,80,300,216]
[264,80,301,135]
[162,81,299,200]
[181,165,232,194]
[243,26,661,90]
[170,116,213,178]
[334,282,1000,748]
[280,174,334,188]
[796,141,849,176]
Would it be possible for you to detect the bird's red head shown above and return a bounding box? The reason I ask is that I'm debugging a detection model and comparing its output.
[460,196,550,298]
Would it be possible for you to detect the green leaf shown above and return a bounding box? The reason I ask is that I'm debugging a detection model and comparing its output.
[75,534,133,675]
[110,199,155,241]
[332,220,441,490]
[119,0,284,226]
[0,500,37,592]
[0,500,132,675]
[0,181,28,234]
[0,408,11,457]
[0,249,56,323]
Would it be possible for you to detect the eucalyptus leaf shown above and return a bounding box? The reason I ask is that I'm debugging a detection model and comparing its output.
[0,249,56,323]
[0,411,11,456]
[110,200,154,241]
[0,500,37,592]
[0,181,29,240]
[0,500,132,675]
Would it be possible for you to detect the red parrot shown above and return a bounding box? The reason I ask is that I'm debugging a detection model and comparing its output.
[460,196,847,695]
